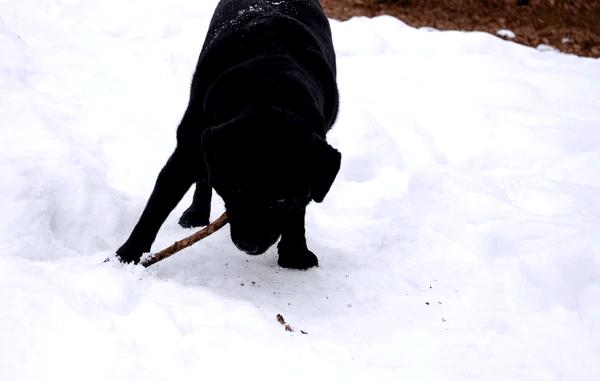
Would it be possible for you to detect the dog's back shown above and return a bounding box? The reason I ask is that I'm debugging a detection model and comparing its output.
[204,0,335,67]
[185,0,338,134]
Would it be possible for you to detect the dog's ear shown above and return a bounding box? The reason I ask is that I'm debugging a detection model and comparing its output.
[201,126,220,164]
[201,127,216,184]
[201,115,249,185]
[201,123,230,185]
[308,134,341,203]
[201,115,245,161]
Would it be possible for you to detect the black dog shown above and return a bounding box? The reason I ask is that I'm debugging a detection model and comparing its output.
[116,0,340,269]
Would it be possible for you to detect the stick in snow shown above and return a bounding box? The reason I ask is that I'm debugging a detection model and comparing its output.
[140,212,229,267]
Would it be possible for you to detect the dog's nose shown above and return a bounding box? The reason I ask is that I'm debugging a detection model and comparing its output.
[234,240,262,255]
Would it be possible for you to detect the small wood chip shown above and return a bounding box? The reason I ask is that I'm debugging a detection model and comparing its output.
[276,314,294,332]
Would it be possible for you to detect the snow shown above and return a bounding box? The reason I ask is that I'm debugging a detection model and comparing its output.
[1,1,600,380]
[496,29,516,39]
[537,43,559,53]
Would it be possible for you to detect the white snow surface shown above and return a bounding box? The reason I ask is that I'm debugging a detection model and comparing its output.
[1,1,600,380]
[496,29,516,39]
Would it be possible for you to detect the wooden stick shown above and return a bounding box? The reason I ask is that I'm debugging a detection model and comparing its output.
[141,212,229,268]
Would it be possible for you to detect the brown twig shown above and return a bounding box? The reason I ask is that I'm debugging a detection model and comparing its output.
[140,212,229,268]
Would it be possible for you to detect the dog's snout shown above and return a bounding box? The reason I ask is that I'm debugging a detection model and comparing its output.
[234,239,263,255]
[229,216,280,256]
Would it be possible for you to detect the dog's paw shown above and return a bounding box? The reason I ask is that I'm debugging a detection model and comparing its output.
[178,208,210,228]
[115,243,146,264]
[277,247,319,270]
[115,251,140,264]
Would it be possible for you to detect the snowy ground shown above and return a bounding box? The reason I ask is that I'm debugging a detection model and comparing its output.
[1,1,599,380]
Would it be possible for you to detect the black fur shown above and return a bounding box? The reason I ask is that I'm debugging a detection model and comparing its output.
[117,0,340,269]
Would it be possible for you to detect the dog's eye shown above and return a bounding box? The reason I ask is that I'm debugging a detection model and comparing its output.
[269,198,286,209]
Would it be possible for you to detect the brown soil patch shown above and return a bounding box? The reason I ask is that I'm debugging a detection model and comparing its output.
[321,0,600,58]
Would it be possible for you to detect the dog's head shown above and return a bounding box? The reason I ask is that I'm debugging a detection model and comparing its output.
[202,109,341,254]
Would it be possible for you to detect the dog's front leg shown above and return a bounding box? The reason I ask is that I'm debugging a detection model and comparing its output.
[277,207,319,269]
[178,181,212,228]
[116,147,196,263]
